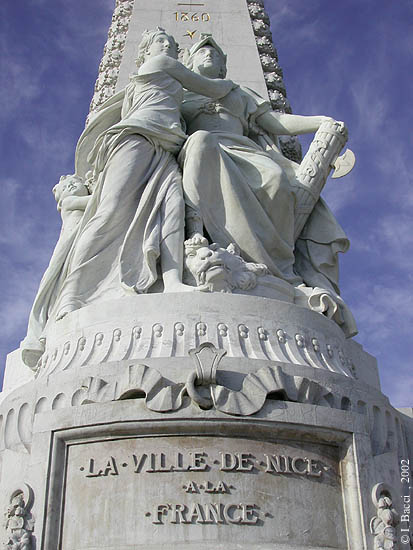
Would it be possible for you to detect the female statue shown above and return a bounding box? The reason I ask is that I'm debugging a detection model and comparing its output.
[21,175,90,368]
[21,29,234,368]
[54,29,234,321]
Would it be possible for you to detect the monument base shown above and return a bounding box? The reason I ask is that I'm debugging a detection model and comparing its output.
[0,399,368,549]
[1,295,412,549]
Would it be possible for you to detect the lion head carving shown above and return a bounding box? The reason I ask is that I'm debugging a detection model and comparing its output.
[184,236,269,293]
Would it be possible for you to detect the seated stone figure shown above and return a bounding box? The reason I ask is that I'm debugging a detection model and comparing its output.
[179,35,356,336]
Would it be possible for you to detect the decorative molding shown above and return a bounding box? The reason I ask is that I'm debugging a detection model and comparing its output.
[94,343,351,416]
[36,320,354,378]
[370,483,399,549]
[88,0,134,118]
[4,484,34,550]
[246,0,302,162]
[0,355,407,456]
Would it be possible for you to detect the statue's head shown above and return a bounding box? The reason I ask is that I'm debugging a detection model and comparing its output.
[135,27,179,67]
[185,34,227,79]
[53,175,89,208]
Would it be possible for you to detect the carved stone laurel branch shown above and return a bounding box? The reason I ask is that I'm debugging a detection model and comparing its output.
[246,0,302,162]
[88,0,134,117]
[4,484,35,550]
[71,343,348,416]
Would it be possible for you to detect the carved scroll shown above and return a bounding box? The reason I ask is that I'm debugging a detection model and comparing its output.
[294,119,349,240]
[108,343,345,416]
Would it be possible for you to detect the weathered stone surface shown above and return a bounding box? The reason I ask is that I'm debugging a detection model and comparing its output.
[13,293,361,385]
[61,436,345,549]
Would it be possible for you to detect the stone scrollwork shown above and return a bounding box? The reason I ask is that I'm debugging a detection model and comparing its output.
[70,343,347,416]
[4,484,34,550]
[83,366,186,413]
[370,483,399,549]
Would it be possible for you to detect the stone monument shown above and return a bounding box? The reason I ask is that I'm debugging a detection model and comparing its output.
[1,1,412,549]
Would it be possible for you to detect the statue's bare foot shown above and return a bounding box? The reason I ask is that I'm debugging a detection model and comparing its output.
[163,282,198,293]
[56,303,78,321]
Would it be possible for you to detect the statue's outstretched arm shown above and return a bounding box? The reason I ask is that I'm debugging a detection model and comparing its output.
[256,110,333,136]
[139,55,234,99]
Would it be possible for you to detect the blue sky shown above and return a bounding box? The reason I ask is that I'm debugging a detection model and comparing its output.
[0,0,412,407]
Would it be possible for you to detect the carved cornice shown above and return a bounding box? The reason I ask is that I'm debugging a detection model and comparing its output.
[35,319,354,378]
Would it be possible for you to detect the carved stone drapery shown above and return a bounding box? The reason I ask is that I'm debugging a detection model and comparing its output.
[88,0,301,162]
[61,343,354,416]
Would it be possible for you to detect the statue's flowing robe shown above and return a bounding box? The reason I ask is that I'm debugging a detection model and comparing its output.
[179,86,349,296]
[21,72,187,366]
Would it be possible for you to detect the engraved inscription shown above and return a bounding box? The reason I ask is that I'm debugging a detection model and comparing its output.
[62,436,345,549]
[79,450,325,479]
[152,502,259,525]
[78,449,328,526]
[174,12,210,22]
[85,457,119,477]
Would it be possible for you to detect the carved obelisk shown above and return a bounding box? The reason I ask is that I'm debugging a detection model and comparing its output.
[0,1,412,550]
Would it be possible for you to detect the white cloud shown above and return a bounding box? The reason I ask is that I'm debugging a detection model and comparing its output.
[0,59,46,121]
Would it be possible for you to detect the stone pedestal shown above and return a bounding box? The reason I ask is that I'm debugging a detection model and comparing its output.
[1,295,412,548]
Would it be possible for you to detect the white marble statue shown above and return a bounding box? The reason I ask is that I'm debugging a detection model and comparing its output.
[52,29,234,320]
[21,30,357,369]
[21,28,235,368]
[179,35,356,335]
[21,175,91,369]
